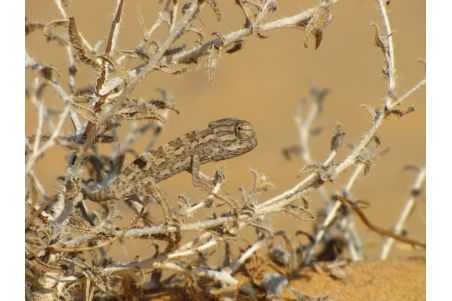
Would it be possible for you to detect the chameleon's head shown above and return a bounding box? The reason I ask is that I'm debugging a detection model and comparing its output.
[208,118,257,161]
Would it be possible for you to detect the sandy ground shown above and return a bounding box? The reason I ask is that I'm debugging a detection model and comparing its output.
[286,258,426,301]
[147,258,425,300]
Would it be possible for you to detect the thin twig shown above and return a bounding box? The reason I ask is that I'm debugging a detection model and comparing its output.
[228,239,265,274]
[26,106,70,173]
[375,0,396,107]
[100,0,340,97]
[380,167,426,259]
[336,195,425,249]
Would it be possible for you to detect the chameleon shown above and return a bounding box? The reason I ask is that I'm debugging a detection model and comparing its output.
[83,118,257,203]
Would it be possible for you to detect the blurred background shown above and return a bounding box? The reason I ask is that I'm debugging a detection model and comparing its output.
[26,0,425,259]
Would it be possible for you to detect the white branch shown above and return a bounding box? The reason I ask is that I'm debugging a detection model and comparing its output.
[26,106,70,174]
[380,167,426,259]
[376,0,396,107]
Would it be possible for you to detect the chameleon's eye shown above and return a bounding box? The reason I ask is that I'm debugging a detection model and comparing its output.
[234,122,255,139]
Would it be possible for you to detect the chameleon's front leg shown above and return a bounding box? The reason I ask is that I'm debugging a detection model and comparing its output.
[190,154,238,209]
[190,154,221,191]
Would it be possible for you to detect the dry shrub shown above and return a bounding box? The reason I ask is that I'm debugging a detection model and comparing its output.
[25,1,425,300]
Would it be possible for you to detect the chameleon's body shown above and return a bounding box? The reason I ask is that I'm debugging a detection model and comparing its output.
[84,118,257,202]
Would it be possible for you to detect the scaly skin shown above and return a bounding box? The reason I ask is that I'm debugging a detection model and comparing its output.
[84,118,257,202]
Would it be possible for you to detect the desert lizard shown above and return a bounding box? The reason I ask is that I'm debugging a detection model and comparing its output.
[83,118,257,210]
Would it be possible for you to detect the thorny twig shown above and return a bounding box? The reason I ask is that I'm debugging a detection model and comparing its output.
[255,0,425,214]
[254,77,425,217]
[99,0,339,96]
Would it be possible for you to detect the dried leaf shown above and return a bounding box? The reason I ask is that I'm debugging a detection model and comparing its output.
[282,144,303,161]
[331,123,345,151]
[267,0,278,13]
[70,102,96,123]
[160,10,172,27]
[187,25,204,41]
[68,64,77,76]
[355,154,372,175]
[28,132,114,152]
[42,19,70,47]
[155,65,188,75]
[387,106,415,118]
[284,204,316,221]
[313,31,323,49]
[26,21,45,36]
[371,23,386,54]
[251,169,276,192]
[270,245,291,267]
[403,164,421,172]
[304,6,332,49]
[363,161,371,175]
[310,126,324,135]
[416,58,426,71]
[207,45,220,85]
[372,135,381,146]
[226,41,243,54]
[147,99,180,114]
[97,53,129,84]
[136,47,152,61]
[207,0,222,21]
[40,65,60,82]
[254,29,268,38]
[72,95,91,103]
[301,163,336,182]
[74,86,95,97]
[235,0,253,28]
[361,104,377,121]
[68,17,99,68]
